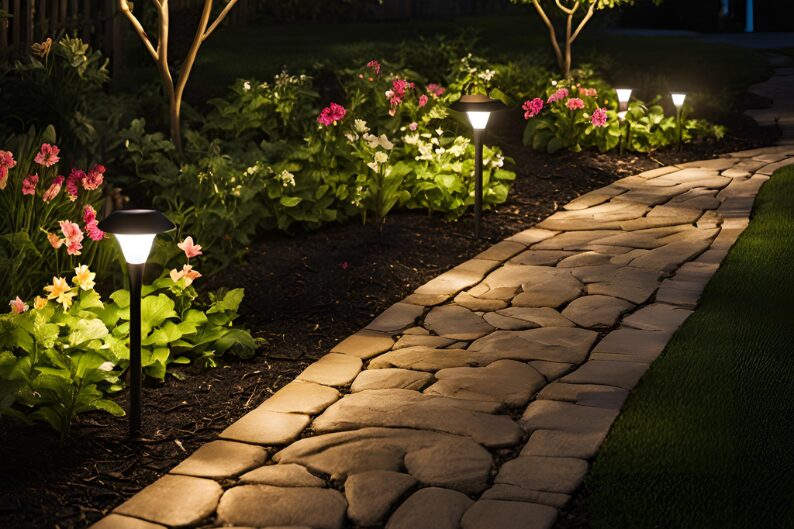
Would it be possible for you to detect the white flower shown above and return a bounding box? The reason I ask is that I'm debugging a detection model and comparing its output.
[403,133,420,145]
[277,170,296,187]
[385,90,394,98]
[98,361,115,372]
[345,132,358,142]
[478,69,496,82]
[378,134,394,150]
[435,128,444,136]
[435,147,446,155]
[242,81,252,91]
[354,119,370,134]
[374,151,389,164]
[367,161,380,173]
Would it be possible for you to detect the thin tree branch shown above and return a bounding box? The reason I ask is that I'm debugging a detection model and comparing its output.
[118,0,157,61]
[175,0,214,105]
[203,0,240,41]
[555,0,578,15]
[155,0,173,89]
[571,2,596,43]
[531,0,564,72]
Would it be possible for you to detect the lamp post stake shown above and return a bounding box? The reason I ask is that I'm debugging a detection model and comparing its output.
[473,128,484,239]
[128,262,144,436]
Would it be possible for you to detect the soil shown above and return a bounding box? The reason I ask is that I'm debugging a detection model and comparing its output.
[0,103,779,528]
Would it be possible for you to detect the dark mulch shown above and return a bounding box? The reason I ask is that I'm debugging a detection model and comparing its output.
[0,106,779,529]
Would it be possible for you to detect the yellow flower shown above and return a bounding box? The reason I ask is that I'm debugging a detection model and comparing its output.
[72,265,96,291]
[44,276,75,310]
[34,296,48,310]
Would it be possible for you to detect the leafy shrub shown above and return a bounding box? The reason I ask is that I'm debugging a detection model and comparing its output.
[522,77,725,154]
[0,241,256,436]
[0,36,136,165]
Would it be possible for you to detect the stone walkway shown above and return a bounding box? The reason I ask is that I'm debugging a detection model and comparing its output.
[89,144,794,529]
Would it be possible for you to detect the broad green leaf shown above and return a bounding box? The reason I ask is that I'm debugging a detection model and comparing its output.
[141,294,177,336]
[69,318,109,346]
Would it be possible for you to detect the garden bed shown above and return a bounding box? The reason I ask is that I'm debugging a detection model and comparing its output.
[0,108,778,529]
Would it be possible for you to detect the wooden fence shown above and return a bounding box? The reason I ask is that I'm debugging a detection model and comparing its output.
[0,0,254,71]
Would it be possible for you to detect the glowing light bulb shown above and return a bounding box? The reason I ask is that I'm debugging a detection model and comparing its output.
[467,111,491,130]
[114,233,156,264]
[672,93,687,108]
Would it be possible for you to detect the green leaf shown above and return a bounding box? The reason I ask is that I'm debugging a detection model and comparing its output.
[141,294,177,336]
[143,320,184,346]
[110,289,130,309]
[68,318,109,346]
[279,196,302,207]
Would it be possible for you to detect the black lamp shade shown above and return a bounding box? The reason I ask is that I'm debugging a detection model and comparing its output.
[450,94,507,113]
[97,209,175,235]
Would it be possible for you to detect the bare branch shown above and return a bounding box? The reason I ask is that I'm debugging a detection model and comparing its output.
[203,0,240,41]
[118,0,158,61]
[570,1,596,43]
[175,0,214,105]
[555,0,578,15]
[532,0,564,72]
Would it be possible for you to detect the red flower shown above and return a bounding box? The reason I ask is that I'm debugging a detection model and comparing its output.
[317,102,347,126]
[366,60,381,76]
[418,94,429,107]
[82,164,105,190]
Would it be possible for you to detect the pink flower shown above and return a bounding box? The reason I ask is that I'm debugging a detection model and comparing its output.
[317,102,347,126]
[366,60,381,76]
[392,79,412,98]
[522,98,545,120]
[547,88,569,104]
[82,164,105,190]
[418,94,429,107]
[408,122,419,131]
[22,174,39,195]
[42,175,65,202]
[65,169,83,200]
[177,236,203,259]
[83,205,105,241]
[0,150,16,169]
[170,264,202,286]
[34,143,60,167]
[566,98,585,110]
[591,107,608,127]
[426,83,446,97]
[9,296,28,314]
[59,220,83,255]
[340,261,349,270]
[579,87,598,97]
[0,167,8,190]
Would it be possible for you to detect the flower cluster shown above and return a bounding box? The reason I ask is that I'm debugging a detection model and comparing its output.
[170,237,203,287]
[547,88,569,104]
[366,60,381,76]
[522,98,544,119]
[83,205,105,241]
[591,107,608,127]
[426,83,446,98]
[34,143,60,167]
[566,98,585,110]
[317,102,347,127]
[386,79,415,115]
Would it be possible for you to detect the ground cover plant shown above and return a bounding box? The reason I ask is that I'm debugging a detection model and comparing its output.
[584,166,794,529]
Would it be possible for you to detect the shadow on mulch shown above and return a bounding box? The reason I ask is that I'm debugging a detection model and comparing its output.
[0,107,779,529]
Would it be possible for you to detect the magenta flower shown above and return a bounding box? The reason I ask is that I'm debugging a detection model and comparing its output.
[566,98,585,110]
[591,107,608,127]
[22,174,39,195]
[34,144,60,167]
[65,169,83,200]
[418,94,429,107]
[82,164,105,190]
[392,79,412,98]
[178,236,203,259]
[317,102,347,126]
[522,98,545,120]
[547,88,569,104]
[366,60,381,76]
[426,83,446,97]
[83,205,105,241]
[42,175,65,202]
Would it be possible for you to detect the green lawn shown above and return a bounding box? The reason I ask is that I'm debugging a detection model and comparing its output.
[117,13,771,107]
[586,166,794,529]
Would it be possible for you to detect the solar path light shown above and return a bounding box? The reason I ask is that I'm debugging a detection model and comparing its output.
[450,94,506,239]
[98,209,175,437]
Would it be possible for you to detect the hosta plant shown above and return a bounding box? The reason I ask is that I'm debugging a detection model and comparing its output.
[0,239,256,436]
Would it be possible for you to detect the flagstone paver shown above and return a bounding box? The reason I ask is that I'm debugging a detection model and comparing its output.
[91,146,793,529]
